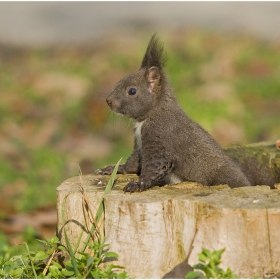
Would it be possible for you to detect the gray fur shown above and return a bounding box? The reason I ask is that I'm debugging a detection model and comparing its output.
[140,34,167,70]
[99,34,251,192]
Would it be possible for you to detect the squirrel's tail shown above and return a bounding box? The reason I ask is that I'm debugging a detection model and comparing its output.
[226,142,280,189]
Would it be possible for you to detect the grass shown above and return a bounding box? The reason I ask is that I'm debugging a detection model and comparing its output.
[0,163,129,279]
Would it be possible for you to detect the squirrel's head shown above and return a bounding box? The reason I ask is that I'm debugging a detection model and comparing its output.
[106,34,167,122]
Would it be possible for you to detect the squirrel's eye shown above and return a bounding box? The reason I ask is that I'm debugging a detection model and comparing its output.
[128,88,137,95]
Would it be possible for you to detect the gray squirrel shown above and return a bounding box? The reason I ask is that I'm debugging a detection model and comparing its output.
[96,34,279,192]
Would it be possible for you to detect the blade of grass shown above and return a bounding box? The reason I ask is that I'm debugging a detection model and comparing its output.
[77,166,102,250]
[64,229,79,277]
[95,157,122,222]
[24,242,37,278]
[104,157,122,194]
[73,226,85,254]
[81,158,122,253]
[61,194,79,276]
[42,251,56,276]
[61,193,88,254]
[78,166,100,231]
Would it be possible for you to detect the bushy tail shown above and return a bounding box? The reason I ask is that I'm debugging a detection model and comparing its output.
[225,142,280,189]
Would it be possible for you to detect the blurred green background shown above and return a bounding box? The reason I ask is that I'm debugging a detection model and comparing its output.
[0,2,280,254]
[1,30,279,215]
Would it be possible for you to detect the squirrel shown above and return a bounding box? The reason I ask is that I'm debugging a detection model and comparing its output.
[96,34,280,193]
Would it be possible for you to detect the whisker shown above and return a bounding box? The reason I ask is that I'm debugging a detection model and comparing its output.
[127,119,132,129]
[97,110,112,134]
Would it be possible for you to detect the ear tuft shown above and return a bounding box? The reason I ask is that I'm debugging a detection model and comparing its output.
[140,34,167,70]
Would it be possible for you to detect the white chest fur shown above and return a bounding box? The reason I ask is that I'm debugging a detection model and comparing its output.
[134,121,144,150]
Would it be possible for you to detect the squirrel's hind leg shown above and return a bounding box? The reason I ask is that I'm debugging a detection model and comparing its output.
[211,164,251,188]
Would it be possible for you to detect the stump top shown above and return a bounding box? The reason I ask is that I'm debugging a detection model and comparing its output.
[57,174,280,210]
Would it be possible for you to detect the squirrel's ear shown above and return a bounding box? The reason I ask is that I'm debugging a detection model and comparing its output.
[147,66,160,93]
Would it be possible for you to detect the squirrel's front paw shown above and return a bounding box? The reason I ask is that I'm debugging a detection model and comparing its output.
[96,164,127,175]
[123,181,146,193]
[95,165,115,175]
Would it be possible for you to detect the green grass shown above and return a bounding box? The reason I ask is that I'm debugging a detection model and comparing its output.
[0,166,130,278]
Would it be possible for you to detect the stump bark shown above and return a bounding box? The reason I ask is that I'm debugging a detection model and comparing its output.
[56,142,280,278]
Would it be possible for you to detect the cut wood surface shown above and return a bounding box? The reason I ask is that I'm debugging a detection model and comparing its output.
[57,176,280,278]
[56,142,280,278]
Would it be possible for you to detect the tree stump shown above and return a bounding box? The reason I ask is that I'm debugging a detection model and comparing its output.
[56,142,280,278]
